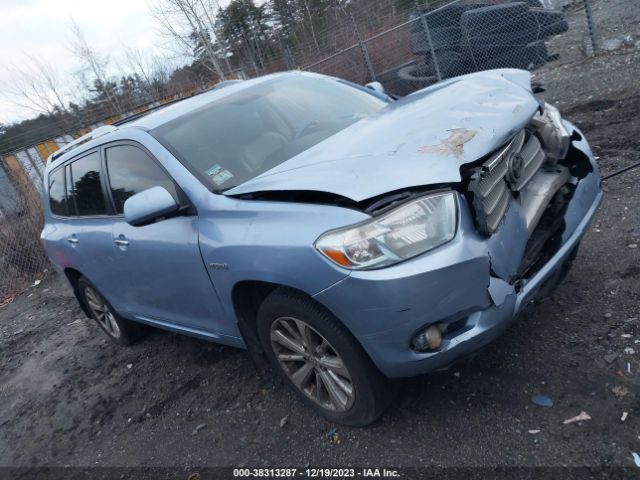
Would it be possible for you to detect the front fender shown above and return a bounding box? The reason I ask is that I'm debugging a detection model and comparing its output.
[196,195,367,330]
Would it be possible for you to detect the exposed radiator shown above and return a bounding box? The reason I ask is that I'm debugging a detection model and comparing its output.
[468,129,559,235]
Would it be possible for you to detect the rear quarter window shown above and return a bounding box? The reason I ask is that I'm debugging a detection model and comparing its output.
[48,167,67,216]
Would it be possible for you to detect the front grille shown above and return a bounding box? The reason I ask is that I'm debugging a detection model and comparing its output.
[473,152,511,234]
[511,134,545,191]
[467,129,546,235]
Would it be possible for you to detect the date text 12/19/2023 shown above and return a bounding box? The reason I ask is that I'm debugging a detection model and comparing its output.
[233,468,400,478]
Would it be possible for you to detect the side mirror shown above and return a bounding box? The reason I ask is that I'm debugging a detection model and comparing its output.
[531,81,546,94]
[365,81,387,96]
[124,186,179,227]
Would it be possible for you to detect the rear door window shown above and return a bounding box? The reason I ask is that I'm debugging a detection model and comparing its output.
[105,144,178,214]
[48,167,67,216]
[67,152,107,216]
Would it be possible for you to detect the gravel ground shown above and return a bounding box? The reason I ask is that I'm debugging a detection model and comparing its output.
[1,0,640,471]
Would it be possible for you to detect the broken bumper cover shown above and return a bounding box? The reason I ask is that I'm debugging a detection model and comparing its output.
[314,123,602,378]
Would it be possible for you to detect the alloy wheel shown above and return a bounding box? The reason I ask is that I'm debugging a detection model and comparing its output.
[84,287,121,339]
[270,316,355,411]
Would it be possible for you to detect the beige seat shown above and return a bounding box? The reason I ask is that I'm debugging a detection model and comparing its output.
[237,112,287,171]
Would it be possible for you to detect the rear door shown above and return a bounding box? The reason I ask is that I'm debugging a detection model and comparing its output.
[45,151,115,291]
[101,142,226,334]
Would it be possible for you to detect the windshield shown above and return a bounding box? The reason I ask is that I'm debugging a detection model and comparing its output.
[150,75,387,191]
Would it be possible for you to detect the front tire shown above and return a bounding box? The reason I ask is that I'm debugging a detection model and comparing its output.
[77,277,143,346]
[257,288,397,426]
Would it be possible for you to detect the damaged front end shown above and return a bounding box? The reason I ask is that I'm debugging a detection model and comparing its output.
[222,70,602,378]
[462,101,598,291]
[314,102,602,379]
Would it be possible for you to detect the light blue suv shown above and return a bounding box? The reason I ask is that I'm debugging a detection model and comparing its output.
[42,70,602,425]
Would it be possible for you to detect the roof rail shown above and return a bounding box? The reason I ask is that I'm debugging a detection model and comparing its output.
[48,125,118,164]
[114,80,244,127]
[113,97,186,126]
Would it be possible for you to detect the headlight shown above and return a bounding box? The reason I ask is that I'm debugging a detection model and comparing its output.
[531,101,570,161]
[315,192,457,270]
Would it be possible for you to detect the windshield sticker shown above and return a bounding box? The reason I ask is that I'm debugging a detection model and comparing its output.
[206,164,234,186]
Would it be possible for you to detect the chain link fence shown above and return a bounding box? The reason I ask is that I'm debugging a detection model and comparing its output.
[0,0,606,303]
[0,153,49,304]
[302,0,600,94]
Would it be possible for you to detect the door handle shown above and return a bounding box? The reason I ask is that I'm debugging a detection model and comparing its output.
[67,237,79,244]
[114,239,129,247]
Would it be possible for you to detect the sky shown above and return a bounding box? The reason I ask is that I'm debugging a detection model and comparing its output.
[0,0,171,124]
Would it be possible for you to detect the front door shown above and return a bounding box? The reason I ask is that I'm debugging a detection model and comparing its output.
[101,142,226,336]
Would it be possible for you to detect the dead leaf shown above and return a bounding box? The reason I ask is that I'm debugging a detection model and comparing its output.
[612,385,629,398]
[563,411,592,425]
[0,296,15,308]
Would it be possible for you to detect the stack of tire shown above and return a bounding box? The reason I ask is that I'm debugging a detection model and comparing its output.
[398,0,568,88]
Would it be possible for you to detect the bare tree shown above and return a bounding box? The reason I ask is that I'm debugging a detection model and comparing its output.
[124,47,179,101]
[150,56,173,86]
[148,0,226,80]
[68,19,123,114]
[198,0,233,72]
[1,55,70,117]
[124,47,156,100]
[302,0,321,53]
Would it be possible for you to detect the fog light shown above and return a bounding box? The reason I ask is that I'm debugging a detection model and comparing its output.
[412,324,443,351]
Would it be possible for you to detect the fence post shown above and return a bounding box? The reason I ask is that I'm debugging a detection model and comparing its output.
[284,43,295,70]
[583,0,599,54]
[348,10,376,82]
[415,1,442,82]
[23,150,43,183]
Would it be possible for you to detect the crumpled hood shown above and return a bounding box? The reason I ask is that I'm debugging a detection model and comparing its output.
[225,69,540,202]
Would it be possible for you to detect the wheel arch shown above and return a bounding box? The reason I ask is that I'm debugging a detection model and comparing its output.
[64,267,92,318]
[232,279,350,334]
[231,280,346,369]
[231,281,286,362]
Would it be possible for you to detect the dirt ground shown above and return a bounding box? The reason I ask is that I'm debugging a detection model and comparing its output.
[1,0,640,471]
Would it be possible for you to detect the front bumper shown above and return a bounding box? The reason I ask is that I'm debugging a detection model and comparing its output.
[314,123,602,378]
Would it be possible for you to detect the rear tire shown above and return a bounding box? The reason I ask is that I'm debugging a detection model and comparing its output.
[256,288,397,426]
[397,63,437,84]
[77,277,144,346]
